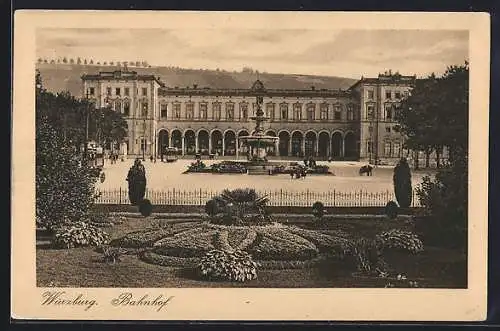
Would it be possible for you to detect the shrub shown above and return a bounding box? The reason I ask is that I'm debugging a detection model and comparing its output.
[393,158,412,208]
[416,150,467,250]
[212,162,247,173]
[347,237,387,274]
[312,201,325,219]
[376,229,423,254]
[36,122,99,231]
[139,199,153,217]
[211,188,272,225]
[52,221,110,249]
[187,160,206,172]
[199,249,258,282]
[384,201,399,219]
[205,199,221,217]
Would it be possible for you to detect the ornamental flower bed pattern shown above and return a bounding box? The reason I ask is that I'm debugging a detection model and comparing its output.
[112,222,424,271]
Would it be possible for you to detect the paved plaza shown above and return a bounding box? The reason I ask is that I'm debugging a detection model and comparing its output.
[97,158,433,194]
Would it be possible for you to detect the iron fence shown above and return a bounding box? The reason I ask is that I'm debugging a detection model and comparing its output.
[95,188,421,207]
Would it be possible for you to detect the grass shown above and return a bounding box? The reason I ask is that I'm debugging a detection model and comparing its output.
[36,217,467,288]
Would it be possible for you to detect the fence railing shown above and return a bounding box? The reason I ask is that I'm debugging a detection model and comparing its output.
[95,188,422,207]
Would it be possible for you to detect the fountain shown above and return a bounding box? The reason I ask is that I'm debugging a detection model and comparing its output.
[238,82,280,174]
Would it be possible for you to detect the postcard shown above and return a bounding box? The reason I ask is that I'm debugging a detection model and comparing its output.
[12,10,489,321]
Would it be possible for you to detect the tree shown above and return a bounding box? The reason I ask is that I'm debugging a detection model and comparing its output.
[110,61,114,65]
[395,62,468,168]
[410,62,469,251]
[84,59,88,65]
[37,58,43,63]
[36,80,99,230]
[393,158,412,208]
[89,107,128,148]
[394,74,439,169]
[62,57,68,63]
[103,61,107,65]
[90,59,94,64]
[69,58,75,64]
[77,57,82,64]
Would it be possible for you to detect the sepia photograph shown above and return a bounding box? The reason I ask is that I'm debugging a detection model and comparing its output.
[12,11,489,321]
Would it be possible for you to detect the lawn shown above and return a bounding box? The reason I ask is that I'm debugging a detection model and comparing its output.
[36,215,466,288]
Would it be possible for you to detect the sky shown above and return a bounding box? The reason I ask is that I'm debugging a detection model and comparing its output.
[36,28,469,79]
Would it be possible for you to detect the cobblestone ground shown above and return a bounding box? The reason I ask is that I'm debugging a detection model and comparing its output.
[97,158,434,194]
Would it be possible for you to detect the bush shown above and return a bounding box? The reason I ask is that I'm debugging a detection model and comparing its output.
[416,151,467,250]
[347,237,386,274]
[312,201,325,218]
[384,201,399,219]
[52,221,110,249]
[187,160,207,172]
[139,199,153,217]
[376,229,423,253]
[199,249,258,282]
[393,158,412,208]
[211,188,272,225]
[36,122,99,230]
[205,199,221,217]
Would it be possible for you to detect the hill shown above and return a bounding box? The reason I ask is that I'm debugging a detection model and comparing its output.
[36,63,359,97]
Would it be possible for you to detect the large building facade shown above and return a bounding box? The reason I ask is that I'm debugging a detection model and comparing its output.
[81,70,419,165]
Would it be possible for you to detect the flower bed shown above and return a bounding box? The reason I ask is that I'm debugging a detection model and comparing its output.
[111,221,418,271]
[110,222,197,248]
[287,227,351,253]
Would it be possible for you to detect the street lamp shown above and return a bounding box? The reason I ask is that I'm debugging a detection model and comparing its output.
[142,118,146,161]
[83,90,91,165]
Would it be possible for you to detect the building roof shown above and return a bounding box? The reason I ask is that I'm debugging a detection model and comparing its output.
[157,86,354,98]
[81,70,165,86]
[348,72,417,90]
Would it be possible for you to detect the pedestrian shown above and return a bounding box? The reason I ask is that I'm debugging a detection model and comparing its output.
[126,158,147,205]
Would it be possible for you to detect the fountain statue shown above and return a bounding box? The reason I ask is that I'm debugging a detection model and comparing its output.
[238,84,279,165]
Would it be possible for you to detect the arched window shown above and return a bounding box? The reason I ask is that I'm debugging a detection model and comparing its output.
[123,100,130,116]
[115,99,122,112]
